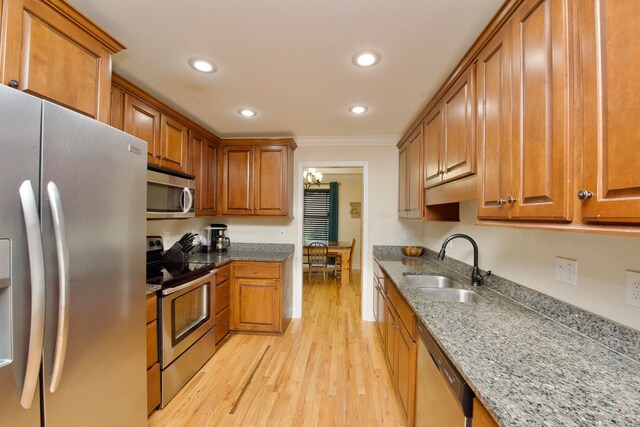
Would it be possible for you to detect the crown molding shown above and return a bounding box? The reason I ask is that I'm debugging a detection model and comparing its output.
[294,135,401,147]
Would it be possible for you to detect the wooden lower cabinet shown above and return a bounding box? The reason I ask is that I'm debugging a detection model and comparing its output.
[230,262,283,334]
[384,290,417,425]
[215,265,231,344]
[473,399,499,427]
[215,307,230,344]
[145,293,160,414]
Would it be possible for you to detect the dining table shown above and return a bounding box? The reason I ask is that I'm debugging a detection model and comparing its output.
[303,240,353,285]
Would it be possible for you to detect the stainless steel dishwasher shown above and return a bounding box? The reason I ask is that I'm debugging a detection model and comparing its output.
[415,321,474,426]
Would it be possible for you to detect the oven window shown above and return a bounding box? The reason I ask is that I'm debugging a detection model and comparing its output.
[171,283,210,346]
[148,182,186,213]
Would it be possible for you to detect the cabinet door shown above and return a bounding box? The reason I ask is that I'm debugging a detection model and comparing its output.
[407,127,424,218]
[159,115,189,173]
[124,94,161,165]
[189,131,207,213]
[580,0,640,223]
[442,65,476,184]
[510,0,571,221]
[396,322,417,424]
[255,145,288,216]
[373,283,386,346]
[477,25,512,219]
[385,299,398,377]
[230,278,280,333]
[424,107,443,188]
[221,145,254,215]
[1,0,112,122]
[398,141,409,218]
[204,140,218,215]
[110,86,125,130]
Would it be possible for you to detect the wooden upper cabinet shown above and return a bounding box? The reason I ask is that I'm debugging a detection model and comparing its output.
[477,25,512,220]
[0,0,124,123]
[110,86,125,131]
[406,127,423,218]
[424,107,443,188]
[221,144,254,215]
[254,145,289,216]
[124,95,161,165]
[220,139,295,217]
[160,115,189,173]
[189,131,217,217]
[579,0,640,223]
[510,0,571,221]
[398,141,408,218]
[441,65,475,184]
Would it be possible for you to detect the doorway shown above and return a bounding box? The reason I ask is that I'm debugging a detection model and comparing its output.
[294,161,369,320]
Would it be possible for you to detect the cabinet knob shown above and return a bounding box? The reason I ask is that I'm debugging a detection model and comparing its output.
[507,196,518,204]
[7,80,19,89]
[253,271,257,274]
[577,189,593,200]
[496,198,506,206]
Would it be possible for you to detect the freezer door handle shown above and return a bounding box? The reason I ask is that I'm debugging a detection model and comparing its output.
[47,182,70,393]
[18,180,46,409]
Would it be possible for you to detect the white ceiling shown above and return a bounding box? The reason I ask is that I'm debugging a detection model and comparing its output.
[70,0,503,139]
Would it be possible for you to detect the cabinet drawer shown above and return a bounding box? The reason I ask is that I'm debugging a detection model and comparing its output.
[215,307,230,344]
[146,320,158,369]
[216,264,231,284]
[387,281,416,341]
[233,262,280,279]
[146,293,157,323]
[216,280,230,314]
[147,362,160,414]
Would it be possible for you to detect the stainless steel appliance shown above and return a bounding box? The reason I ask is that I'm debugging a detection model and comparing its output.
[147,167,195,219]
[415,321,474,426]
[201,224,231,253]
[146,237,217,407]
[0,85,147,427]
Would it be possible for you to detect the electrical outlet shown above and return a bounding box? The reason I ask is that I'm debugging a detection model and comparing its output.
[555,257,578,286]
[625,271,640,309]
[279,229,285,237]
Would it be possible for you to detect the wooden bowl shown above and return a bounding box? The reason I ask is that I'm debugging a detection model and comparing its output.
[402,246,424,257]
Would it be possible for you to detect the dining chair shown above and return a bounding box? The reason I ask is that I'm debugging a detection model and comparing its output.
[307,242,329,284]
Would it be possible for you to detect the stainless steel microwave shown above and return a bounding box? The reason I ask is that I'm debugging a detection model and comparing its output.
[147,168,195,219]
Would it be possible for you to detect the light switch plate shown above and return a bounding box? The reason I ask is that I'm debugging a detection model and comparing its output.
[625,271,640,309]
[555,257,578,286]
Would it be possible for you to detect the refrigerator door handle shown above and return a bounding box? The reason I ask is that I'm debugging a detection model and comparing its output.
[47,182,70,393]
[181,187,193,213]
[18,180,46,409]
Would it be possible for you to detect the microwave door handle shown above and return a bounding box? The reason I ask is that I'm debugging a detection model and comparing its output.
[46,182,70,393]
[18,180,46,409]
[182,187,193,213]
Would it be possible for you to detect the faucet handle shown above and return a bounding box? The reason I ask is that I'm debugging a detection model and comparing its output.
[480,270,492,281]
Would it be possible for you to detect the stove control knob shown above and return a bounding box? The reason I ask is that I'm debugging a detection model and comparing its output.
[155,240,162,246]
[149,241,155,247]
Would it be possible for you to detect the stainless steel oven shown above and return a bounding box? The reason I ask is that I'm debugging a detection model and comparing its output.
[159,270,216,407]
[147,168,195,219]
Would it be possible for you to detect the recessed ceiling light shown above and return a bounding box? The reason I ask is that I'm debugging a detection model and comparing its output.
[238,108,257,117]
[353,51,380,67]
[189,58,216,73]
[349,105,368,115]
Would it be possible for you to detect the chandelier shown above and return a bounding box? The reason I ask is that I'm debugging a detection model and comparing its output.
[303,168,323,190]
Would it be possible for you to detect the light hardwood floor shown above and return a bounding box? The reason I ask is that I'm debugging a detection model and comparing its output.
[148,270,406,427]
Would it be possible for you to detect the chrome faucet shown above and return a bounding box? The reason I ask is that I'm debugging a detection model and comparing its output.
[437,234,491,286]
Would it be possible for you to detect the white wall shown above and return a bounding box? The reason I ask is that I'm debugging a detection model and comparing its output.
[421,201,640,330]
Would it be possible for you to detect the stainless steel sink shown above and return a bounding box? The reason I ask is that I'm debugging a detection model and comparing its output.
[403,274,461,289]
[418,288,486,303]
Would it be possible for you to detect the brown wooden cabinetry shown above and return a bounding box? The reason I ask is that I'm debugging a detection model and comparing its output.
[220,139,295,217]
[478,0,571,222]
[473,398,499,427]
[160,115,189,173]
[215,264,230,344]
[124,94,162,166]
[372,261,386,345]
[0,0,124,123]
[578,0,640,223]
[145,293,160,414]
[397,127,423,219]
[189,131,218,216]
[230,261,284,334]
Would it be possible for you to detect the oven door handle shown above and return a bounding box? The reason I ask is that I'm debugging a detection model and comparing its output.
[161,270,217,296]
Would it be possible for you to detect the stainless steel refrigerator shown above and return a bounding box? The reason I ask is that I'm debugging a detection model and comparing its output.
[0,85,147,426]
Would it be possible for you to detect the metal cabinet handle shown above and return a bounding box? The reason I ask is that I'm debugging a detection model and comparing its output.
[18,181,46,409]
[7,79,19,89]
[47,182,70,393]
[577,189,593,200]
[507,196,518,204]
[496,198,506,206]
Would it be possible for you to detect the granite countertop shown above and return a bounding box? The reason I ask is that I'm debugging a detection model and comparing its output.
[146,244,294,296]
[374,251,640,427]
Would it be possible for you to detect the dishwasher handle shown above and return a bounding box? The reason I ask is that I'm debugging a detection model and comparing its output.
[416,320,474,419]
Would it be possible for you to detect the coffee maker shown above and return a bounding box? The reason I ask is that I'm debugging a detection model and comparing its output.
[201,224,231,253]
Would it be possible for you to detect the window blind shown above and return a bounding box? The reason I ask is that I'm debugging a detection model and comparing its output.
[303,189,330,240]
